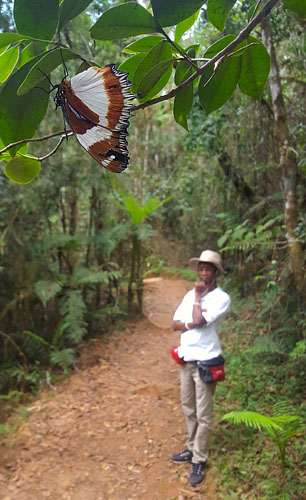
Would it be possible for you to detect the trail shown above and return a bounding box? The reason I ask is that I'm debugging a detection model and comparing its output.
[0,279,219,500]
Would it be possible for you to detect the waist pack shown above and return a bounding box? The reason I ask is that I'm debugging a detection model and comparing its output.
[195,355,226,384]
[170,346,185,365]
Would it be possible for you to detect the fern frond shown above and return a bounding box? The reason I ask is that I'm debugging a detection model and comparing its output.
[247,336,287,358]
[50,348,74,371]
[11,331,48,363]
[22,330,49,347]
[265,417,305,444]
[70,267,110,287]
[0,362,20,392]
[221,411,283,431]
[59,290,87,344]
[0,390,21,401]
[272,400,296,417]
[35,280,62,306]
[289,339,306,358]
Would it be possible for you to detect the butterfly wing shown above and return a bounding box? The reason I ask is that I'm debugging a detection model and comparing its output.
[59,65,134,173]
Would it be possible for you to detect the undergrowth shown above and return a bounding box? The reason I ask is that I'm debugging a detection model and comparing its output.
[144,257,196,281]
[212,290,305,500]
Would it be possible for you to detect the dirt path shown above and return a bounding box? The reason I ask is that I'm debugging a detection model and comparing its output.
[0,279,219,500]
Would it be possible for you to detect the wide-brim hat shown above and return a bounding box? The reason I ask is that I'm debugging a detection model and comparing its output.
[189,250,225,274]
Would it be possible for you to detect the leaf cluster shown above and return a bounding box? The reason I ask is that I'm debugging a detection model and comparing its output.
[222,408,304,470]
[1,0,304,182]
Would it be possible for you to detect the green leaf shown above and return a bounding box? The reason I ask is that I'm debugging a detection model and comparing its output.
[123,35,165,54]
[207,0,237,31]
[174,9,200,43]
[222,411,283,431]
[174,77,194,130]
[283,0,306,19]
[18,42,47,69]
[22,330,49,347]
[137,59,174,100]
[0,56,50,153]
[14,0,59,41]
[204,34,236,58]
[35,280,63,306]
[4,154,41,184]
[199,56,241,114]
[58,0,93,31]
[132,40,172,97]
[0,45,9,56]
[218,234,229,248]
[174,44,199,85]
[248,1,264,20]
[0,46,19,84]
[118,54,145,84]
[17,48,79,95]
[143,196,172,216]
[124,194,145,224]
[0,33,28,49]
[50,348,74,370]
[151,0,205,27]
[71,268,109,287]
[122,194,171,224]
[0,138,19,162]
[238,36,270,99]
[90,2,156,40]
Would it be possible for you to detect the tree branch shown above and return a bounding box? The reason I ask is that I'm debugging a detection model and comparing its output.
[0,130,73,156]
[158,25,200,72]
[38,134,72,162]
[0,0,280,155]
[133,0,280,112]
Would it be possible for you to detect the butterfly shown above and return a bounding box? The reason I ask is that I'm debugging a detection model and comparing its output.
[53,64,134,173]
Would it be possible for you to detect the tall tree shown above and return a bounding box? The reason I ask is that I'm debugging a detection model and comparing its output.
[261,16,306,302]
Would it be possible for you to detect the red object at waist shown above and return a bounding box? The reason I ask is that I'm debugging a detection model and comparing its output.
[170,346,185,365]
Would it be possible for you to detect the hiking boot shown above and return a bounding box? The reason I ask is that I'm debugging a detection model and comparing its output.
[189,462,206,486]
[171,449,193,463]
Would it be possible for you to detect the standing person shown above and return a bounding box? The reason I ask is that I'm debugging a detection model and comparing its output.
[171,250,230,486]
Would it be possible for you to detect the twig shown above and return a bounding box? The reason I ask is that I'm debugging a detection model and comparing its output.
[38,134,73,162]
[0,330,28,365]
[45,370,56,390]
[158,25,200,72]
[250,0,264,21]
[0,130,72,155]
[133,0,280,111]
[228,42,261,57]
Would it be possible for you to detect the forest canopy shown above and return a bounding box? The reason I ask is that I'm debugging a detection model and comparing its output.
[0,0,304,182]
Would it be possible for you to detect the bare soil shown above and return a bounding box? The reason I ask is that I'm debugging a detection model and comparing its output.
[0,279,220,500]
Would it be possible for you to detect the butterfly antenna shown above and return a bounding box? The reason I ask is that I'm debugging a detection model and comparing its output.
[35,68,57,94]
[60,48,69,79]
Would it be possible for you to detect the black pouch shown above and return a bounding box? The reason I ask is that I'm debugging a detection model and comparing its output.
[195,355,226,384]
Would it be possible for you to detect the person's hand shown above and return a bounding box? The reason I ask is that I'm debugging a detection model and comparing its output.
[194,281,207,298]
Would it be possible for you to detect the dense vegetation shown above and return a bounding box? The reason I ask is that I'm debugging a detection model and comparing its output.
[0,1,305,498]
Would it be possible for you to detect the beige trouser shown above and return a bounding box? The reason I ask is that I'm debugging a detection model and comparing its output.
[180,362,216,464]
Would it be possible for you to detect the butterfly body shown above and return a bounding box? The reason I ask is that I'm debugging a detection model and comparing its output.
[54,65,134,173]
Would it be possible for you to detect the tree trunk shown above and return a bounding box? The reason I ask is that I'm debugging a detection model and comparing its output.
[128,233,137,312]
[261,17,306,302]
[218,151,254,201]
[135,237,143,314]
